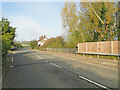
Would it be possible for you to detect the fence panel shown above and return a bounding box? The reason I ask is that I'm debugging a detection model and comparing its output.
[113,41,120,54]
[87,42,97,53]
[78,43,86,52]
[78,41,120,54]
[99,41,111,53]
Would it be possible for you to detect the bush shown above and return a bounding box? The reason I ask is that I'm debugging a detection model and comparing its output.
[29,41,37,49]
[14,42,23,48]
[2,39,11,58]
[43,36,65,48]
[1,18,16,62]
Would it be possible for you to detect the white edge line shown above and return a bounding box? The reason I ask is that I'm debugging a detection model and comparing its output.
[50,63,62,69]
[36,55,43,59]
[12,56,13,62]
[78,76,110,89]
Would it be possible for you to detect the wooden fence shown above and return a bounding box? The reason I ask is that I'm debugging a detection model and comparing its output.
[78,41,120,54]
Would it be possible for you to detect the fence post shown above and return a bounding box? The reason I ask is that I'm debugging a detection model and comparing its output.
[78,43,79,52]
[97,42,99,53]
[67,48,69,53]
[111,41,113,54]
[86,42,87,52]
[97,42,99,59]
[118,56,119,60]
[97,54,99,59]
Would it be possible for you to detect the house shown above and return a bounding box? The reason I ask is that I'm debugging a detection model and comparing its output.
[37,35,48,47]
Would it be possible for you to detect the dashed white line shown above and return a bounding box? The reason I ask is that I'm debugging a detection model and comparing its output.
[50,63,62,69]
[45,61,49,62]
[12,56,14,62]
[36,55,43,59]
[78,75,110,90]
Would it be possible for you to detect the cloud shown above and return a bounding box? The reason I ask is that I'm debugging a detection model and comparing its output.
[9,16,50,41]
[2,2,64,41]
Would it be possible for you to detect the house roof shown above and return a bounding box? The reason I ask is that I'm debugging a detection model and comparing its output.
[37,37,48,42]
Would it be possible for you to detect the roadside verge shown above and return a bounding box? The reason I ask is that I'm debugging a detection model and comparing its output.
[32,49,118,70]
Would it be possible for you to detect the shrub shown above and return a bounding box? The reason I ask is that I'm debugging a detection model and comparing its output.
[29,41,37,49]
[14,42,23,48]
[43,36,65,48]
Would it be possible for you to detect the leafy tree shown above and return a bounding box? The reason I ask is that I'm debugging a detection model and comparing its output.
[79,2,117,41]
[61,2,82,47]
[43,36,65,48]
[0,18,16,58]
[61,2,118,48]
[14,42,23,48]
[29,40,37,49]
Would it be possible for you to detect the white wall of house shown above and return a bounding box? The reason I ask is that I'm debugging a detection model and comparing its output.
[37,38,48,46]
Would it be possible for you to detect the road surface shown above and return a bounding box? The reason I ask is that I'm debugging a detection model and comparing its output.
[3,48,118,89]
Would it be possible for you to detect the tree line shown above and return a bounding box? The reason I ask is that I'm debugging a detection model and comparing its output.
[61,2,119,47]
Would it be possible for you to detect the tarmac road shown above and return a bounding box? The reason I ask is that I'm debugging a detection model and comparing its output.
[2,48,118,89]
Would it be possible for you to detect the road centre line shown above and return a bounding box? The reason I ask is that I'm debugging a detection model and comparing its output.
[36,55,43,59]
[50,63,62,69]
[12,56,13,62]
[78,75,110,90]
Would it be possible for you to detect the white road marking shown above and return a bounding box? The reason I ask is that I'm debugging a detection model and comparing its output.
[78,75,110,90]
[12,56,13,62]
[45,61,49,62]
[36,55,43,59]
[50,63,62,69]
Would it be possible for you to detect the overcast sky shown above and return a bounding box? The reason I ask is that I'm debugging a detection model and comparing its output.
[2,2,64,41]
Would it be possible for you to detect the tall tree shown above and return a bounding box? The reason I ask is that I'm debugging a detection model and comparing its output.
[80,2,117,41]
[61,1,118,48]
[61,2,88,47]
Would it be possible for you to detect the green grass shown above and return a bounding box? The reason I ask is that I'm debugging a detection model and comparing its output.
[99,55,117,60]
[22,44,30,47]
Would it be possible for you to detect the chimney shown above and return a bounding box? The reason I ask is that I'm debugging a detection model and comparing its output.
[44,35,46,38]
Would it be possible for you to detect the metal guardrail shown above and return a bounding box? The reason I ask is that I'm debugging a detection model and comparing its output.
[76,51,120,60]
[76,51,120,56]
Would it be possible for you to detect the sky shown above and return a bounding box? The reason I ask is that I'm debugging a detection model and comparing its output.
[2,2,64,41]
